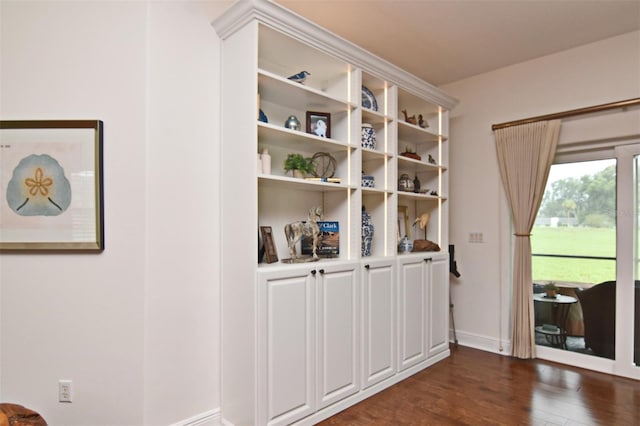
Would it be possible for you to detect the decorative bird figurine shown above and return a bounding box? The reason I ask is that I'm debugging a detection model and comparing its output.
[413,212,430,239]
[401,109,417,125]
[288,70,310,84]
[418,114,429,128]
[413,212,430,231]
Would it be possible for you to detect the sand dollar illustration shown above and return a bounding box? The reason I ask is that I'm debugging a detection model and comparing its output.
[6,154,72,216]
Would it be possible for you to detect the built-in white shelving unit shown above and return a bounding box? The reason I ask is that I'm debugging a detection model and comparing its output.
[213,1,458,424]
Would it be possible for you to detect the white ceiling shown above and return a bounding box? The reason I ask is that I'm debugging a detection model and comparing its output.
[275,0,640,86]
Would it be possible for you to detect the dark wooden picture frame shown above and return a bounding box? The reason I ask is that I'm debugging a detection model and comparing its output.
[306,111,331,138]
[260,226,278,263]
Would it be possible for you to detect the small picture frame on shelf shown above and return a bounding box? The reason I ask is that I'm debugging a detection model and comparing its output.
[306,111,331,138]
[258,230,265,263]
[260,226,278,263]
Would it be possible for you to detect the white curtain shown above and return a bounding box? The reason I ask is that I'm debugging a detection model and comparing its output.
[494,120,561,359]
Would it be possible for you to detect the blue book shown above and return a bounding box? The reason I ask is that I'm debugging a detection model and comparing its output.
[301,221,339,256]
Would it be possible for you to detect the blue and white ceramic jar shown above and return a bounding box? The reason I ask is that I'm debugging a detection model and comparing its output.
[361,174,375,188]
[398,236,413,254]
[361,206,374,257]
[361,123,376,149]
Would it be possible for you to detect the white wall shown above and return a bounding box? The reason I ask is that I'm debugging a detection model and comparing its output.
[441,31,640,354]
[1,0,637,423]
[0,1,229,424]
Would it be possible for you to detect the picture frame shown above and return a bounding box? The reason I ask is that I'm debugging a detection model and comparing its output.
[398,205,410,240]
[306,111,331,138]
[260,226,278,263]
[258,229,266,263]
[0,120,104,252]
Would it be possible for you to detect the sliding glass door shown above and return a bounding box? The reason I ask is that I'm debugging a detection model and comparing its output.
[532,143,640,380]
[532,159,616,357]
[616,144,640,377]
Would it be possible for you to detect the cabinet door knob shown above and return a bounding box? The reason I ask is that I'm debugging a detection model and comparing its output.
[319,269,325,274]
[424,258,432,263]
[311,269,317,275]
[364,264,370,269]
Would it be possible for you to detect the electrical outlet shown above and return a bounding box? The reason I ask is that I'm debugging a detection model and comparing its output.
[58,380,72,403]
[468,232,484,243]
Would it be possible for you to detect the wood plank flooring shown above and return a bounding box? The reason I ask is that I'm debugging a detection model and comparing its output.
[317,345,639,425]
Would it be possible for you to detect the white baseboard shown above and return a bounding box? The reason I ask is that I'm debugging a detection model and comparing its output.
[451,329,511,356]
[170,408,222,426]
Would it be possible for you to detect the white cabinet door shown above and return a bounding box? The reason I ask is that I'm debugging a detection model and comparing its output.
[428,255,450,357]
[361,259,396,389]
[258,267,316,426]
[397,256,428,371]
[316,262,360,409]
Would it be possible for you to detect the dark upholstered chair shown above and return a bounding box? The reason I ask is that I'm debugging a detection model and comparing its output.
[576,281,616,359]
[575,280,640,362]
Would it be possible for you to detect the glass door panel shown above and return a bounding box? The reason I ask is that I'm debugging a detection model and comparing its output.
[532,159,616,358]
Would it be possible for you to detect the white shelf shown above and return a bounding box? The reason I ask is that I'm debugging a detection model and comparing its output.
[259,70,351,114]
[362,147,390,161]
[398,191,447,201]
[361,187,392,195]
[258,122,350,151]
[398,121,446,143]
[397,155,445,172]
[259,174,352,192]
[362,108,390,125]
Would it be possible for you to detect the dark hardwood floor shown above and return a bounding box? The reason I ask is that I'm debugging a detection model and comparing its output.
[317,345,639,425]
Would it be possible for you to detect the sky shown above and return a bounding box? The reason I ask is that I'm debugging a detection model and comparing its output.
[548,159,616,184]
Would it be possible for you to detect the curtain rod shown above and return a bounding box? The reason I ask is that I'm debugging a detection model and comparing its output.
[491,97,640,131]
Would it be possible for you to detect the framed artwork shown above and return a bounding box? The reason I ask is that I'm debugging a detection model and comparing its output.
[0,120,104,252]
[397,205,410,240]
[306,111,331,138]
[260,226,278,263]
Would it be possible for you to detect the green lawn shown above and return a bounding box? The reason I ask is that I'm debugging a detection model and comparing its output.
[531,226,616,284]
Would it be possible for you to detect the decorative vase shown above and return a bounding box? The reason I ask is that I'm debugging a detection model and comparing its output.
[361,206,374,257]
[261,148,271,174]
[284,115,301,131]
[398,173,414,192]
[398,236,413,253]
[361,123,376,149]
[361,174,375,188]
[292,169,305,179]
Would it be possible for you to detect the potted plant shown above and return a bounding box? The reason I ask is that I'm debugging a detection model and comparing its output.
[544,281,559,298]
[284,153,315,178]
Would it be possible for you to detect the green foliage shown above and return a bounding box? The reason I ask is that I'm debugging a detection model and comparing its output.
[283,153,315,175]
[543,281,558,291]
[539,164,616,226]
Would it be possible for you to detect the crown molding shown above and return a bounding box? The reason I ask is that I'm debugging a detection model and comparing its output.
[212,0,459,110]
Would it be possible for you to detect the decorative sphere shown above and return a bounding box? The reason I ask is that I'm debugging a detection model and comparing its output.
[285,115,301,131]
